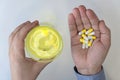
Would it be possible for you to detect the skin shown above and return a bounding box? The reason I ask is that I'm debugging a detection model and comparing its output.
[68,5,111,75]
[9,21,49,80]
[9,5,111,80]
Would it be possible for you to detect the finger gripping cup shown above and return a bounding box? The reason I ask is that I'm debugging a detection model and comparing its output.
[25,25,63,62]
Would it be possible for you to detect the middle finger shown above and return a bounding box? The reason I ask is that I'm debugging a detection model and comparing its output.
[79,5,91,29]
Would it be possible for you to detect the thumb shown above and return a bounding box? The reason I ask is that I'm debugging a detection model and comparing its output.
[99,20,111,48]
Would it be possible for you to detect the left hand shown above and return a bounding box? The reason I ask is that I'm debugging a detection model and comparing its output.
[9,20,49,80]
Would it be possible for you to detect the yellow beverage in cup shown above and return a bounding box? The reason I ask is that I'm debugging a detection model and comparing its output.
[25,24,63,62]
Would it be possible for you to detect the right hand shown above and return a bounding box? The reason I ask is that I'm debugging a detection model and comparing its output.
[68,5,111,75]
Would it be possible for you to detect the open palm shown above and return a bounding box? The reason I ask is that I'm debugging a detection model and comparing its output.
[68,5,111,75]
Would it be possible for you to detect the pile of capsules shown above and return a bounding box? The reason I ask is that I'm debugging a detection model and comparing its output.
[78,28,96,49]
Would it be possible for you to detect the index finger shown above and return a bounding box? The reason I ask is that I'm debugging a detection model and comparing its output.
[68,13,77,38]
[9,21,31,44]
[17,20,39,40]
[14,20,39,58]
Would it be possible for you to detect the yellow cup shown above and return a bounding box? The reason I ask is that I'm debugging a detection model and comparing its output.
[25,24,63,62]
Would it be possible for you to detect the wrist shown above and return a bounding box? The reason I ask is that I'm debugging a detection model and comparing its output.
[76,66,102,75]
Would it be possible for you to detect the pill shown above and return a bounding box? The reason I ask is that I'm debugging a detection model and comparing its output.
[82,34,88,41]
[85,41,88,48]
[88,36,96,40]
[78,29,86,35]
[84,39,88,44]
[85,28,93,34]
[80,38,84,43]
[82,43,86,49]
[80,38,88,44]
[85,44,88,48]
[88,39,93,47]
[88,32,95,36]
[79,28,96,49]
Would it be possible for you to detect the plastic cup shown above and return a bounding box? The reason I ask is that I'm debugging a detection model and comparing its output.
[25,24,63,62]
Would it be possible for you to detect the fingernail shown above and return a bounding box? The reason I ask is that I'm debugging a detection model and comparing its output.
[26,21,30,23]
[79,5,85,8]
[33,20,39,24]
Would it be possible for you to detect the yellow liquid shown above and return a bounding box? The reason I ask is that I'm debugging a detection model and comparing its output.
[25,25,63,62]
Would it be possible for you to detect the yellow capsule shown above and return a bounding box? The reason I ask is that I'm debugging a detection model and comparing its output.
[82,34,88,40]
[88,39,93,47]
[88,43,92,47]
[85,41,88,48]
[88,32,95,36]
[88,36,96,40]
[80,38,84,43]
[82,43,86,49]
[78,29,86,35]
[82,34,86,38]
[86,28,93,34]
[92,36,96,40]
[82,29,86,33]
[80,38,88,44]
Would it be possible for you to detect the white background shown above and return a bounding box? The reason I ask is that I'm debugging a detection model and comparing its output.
[0,0,120,80]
